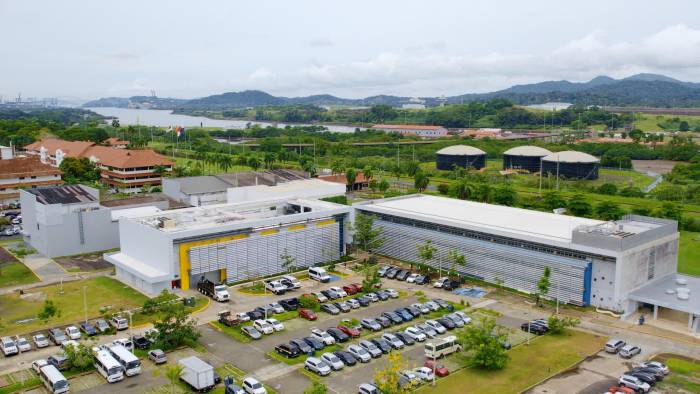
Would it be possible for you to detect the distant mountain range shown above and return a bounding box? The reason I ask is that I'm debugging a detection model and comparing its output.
[82,73,700,109]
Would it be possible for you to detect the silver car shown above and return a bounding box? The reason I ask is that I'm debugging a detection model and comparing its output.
[359,340,382,358]
[305,357,332,376]
[347,344,371,363]
[32,333,50,348]
[321,352,344,370]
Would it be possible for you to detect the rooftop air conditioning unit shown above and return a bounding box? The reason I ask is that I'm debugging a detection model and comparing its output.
[157,217,176,229]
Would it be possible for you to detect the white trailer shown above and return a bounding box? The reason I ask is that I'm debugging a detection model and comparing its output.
[178,356,216,392]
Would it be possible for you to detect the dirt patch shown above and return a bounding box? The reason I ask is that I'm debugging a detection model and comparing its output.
[632,159,682,175]
[54,253,113,272]
[0,247,19,264]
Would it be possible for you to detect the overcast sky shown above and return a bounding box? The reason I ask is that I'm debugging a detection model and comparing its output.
[2,0,700,101]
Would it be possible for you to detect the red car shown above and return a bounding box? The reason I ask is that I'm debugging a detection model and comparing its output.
[424,360,449,377]
[351,283,363,292]
[337,324,360,338]
[299,308,318,321]
[342,284,358,295]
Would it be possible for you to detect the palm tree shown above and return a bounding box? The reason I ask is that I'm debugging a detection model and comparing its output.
[414,171,429,192]
[331,160,345,175]
[165,364,184,394]
[447,250,466,279]
[454,178,473,200]
[363,165,374,183]
[346,168,358,190]
[219,154,233,173]
[248,156,261,171]
[263,152,277,169]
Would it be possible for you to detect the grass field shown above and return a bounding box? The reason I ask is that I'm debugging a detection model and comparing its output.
[0,276,149,336]
[656,357,700,393]
[632,113,700,132]
[679,231,700,276]
[0,261,39,288]
[416,330,606,394]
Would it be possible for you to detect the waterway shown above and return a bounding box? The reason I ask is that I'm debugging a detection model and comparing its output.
[87,107,359,133]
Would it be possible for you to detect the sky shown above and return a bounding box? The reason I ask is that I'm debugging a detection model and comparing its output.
[2,0,700,101]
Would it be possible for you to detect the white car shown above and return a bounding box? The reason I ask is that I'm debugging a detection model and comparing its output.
[445,314,465,328]
[619,375,650,393]
[365,293,379,302]
[433,277,449,288]
[425,320,447,334]
[280,275,301,289]
[113,337,134,351]
[359,340,382,358]
[384,288,399,298]
[236,312,251,322]
[416,324,438,338]
[268,303,284,314]
[15,336,32,352]
[304,357,332,376]
[406,273,420,283]
[347,299,361,309]
[414,367,434,381]
[314,292,328,302]
[110,315,129,330]
[424,301,440,311]
[321,352,344,370]
[329,287,347,298]
[454,311,472,325]
[1,336,19,356]
[404,327,427,342]
[31,359,48,374]
[65,326,81,340]
[347,344,371,363]
[265,318,284,332]
[253,319,274,335]
[411,303,430,314]
[32,333,50,348]
[381,333,404,349]
[311,329,335,345]
[242,377,267,394]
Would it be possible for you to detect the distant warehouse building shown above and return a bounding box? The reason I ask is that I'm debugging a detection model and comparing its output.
[541,151,600,180]
[105,198,351,295]
[354,195,679,313]
[435,145,486,170]
[502,145,552,172]
[371,124,448,138]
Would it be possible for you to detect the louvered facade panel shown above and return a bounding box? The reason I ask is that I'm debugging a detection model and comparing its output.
[374,219,590,305]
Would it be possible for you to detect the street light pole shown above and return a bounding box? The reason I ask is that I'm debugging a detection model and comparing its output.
[83,286,88,324]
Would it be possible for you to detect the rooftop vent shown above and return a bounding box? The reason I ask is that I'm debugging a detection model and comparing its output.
[157,217,176,229]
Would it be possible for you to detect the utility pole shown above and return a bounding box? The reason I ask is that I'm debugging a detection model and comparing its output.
[83,286,88,324]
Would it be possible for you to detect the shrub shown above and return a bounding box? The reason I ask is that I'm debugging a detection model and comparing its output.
[437,183,450,195]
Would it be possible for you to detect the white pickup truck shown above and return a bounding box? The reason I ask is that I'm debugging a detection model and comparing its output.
[265,280,287,295]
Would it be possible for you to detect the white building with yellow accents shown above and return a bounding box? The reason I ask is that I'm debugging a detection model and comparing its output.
[105,198,351,295]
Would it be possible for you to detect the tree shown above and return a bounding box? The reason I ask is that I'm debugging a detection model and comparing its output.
[346,167,358,189]
[679,120,690,131]
[492,185,517,206]
[378,178,390,194]
[620,186,645,198]
[452,178,473,200]
[567,194,592,217]
[417,240,436,272]
[404,161,421,177]
[597,183,618,195]
[369,105,398,123]
[111,119,120,128]
[414,171,430,192]
[353,212,384,252]
[541,191,566,211]
[59,157,101,184]
[457,316,508,370]
[299,293,320,311]
[247,156,261,171]
[153,165,168,177]
[165,364,184,394]
[654,202,682,222]
[373,352,414,394]
[304,380,328,394]
[331,160,345,175]
[473,183,492,203]
[447,250,466,279]
[536,267,551,306]
[38,299,61,322]
[280,248,296,273]
[362,265,381,293]
[263,152,277,169]
[363,165,374,183]
[391,164,402,180]
[152,302,200,351]
[595,201,625,220]
[547,315,580,335]
[64,342,94,371]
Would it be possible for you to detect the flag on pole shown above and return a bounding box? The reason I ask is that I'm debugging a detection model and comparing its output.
[176,126,184,138]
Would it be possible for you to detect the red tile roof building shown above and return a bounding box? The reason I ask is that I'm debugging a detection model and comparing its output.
[0,152,63,204]
[104,137,130,148]
[318,172,369,191]
[24,138,173,193]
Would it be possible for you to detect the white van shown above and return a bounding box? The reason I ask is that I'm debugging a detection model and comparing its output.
[308,267,331,283]
[39,364,69,394]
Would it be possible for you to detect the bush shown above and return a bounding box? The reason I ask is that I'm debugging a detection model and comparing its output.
[299,294,320,311]
[547,315,580,335]
[437,183,450,195]
[597,183,618,195]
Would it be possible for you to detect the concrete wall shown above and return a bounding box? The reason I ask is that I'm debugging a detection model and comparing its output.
[590,258,618,310]
[115,266,169,295]
[118,218,175,280]
[162,179,184,203]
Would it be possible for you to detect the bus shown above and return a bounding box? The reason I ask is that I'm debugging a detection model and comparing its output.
[107,344,141,376]
[94,349,125,383]
[424,335,462,359]
[39,364,69,394]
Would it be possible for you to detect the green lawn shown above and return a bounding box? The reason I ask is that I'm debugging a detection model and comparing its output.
[655,357,700,393]
[417,330,606,394]
[0,276,148,336]
[679,231,700,276]
[0,261,39,288]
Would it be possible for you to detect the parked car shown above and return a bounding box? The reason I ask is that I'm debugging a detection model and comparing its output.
[359,340,382,358]
[375,291,389,301]
[424,360,449,377]
[32,333,50,348]
[371,338,392,354]
[280,275,301,290]
[327,328,350,343]
[618,374,651,392]
[253,320,274,335]
[444,314,465,328]
[365,293,379,302]
[406,273,420,283]
[381,333,404,349]
[619,345,642,359]
[411,303,430,314]
[305,357,332,376]
[132,335,152,350]
[432,298,453,310]
[313,292,328,303]
[148,349,167,364]
[31,359,48,374]
[47,354,70,371]
[414,367,435,381]
[639,361,669,375]
[404,327,427,342]
[395,308,414,322]
[265,280,287,295]
[520,322,547,335]
[48,328,68,345]
[113,337,134,351]
[386,268,399,279]
[405,306,422,318]
[436,318,456,330]
[242,326,262,340]
[275,343,301,358]
[279,297,300,311]
[311,329,336,345]
[94,319,110,333]
[347,344,371,363]
[625,370,657,386]
[267,302,285,314]
[443,280,461,291]
[321,352,344,370]
[346,299,361,309]
[64,326,81,340]
[358,383,380,394]
[321,290,338,300]
[398,370,421,387]
[303,336,325,351]
[424,301,440,312]
[337,325,360,338]
[299,308,318,321]
[290,338,313,354]
[321,303,341,315]
[361,318,382,332]
[395,270,410,281]
[355,296,371,307]
[109,315,129,331]
[629,367,664,381]
[433,277,450,288]
[266,318,284,332]
[384,288,399,298]
[242,377,267,394]
[453,311,472,325]
[0,336,19,356]
[378,266,392,277]
[329,286,348,298]
[382,311,402,324]
[425,320,447,334]
[342,284,358,295]
[79,322,98,336]
[375,316,392,328]
[14,336,32,352]
[333,350,357,366]
[334,301,351,313]
[225,381,245,394]
[246,310,264,321]
[416,324,438,338]
[415,275,430,285]
[394,331,415,346]
[605,339,627,354]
